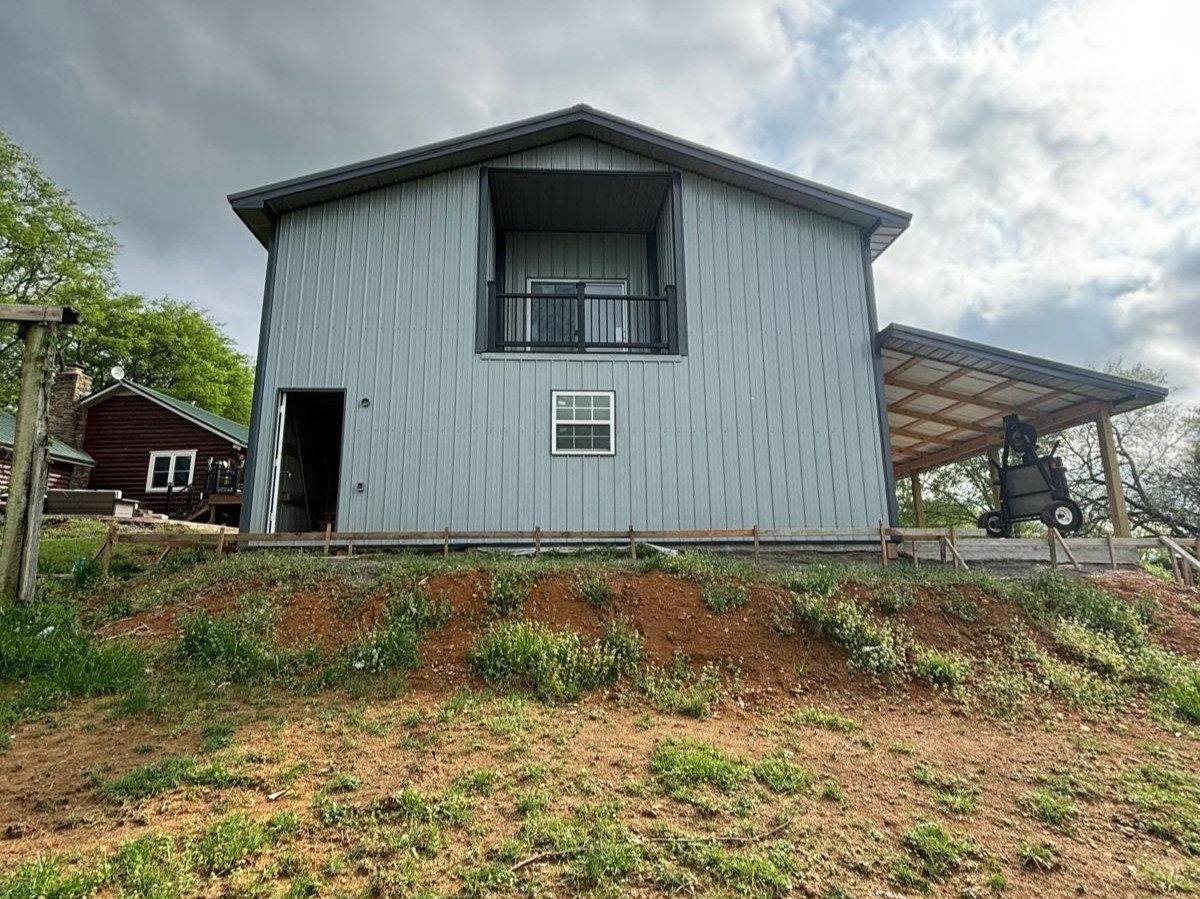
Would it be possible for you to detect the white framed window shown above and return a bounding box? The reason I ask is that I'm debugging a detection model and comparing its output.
[551,391,615,456]
[145,450,197,492]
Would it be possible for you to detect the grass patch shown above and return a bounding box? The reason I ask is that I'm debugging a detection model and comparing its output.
[1161,670,1200,725]
[576,572,615,609]
[789,707,860,732]
[912,646,972,688]
[346,589,450,674]
[778,594,910,680]
[0,598,144,736]
[897,820,981,885]
[870,583,916,614]
[487,566,535,618]
[1018,839,1059,871]
[752,750,812,794]
[701,582,749,613]
[469,620,642,702]
[649,737,750,795]
[634,653,726,718]
[1123,763,1200,855]
[97,754,251,802]
[912,763,979,814]
[1018,789,1079,828]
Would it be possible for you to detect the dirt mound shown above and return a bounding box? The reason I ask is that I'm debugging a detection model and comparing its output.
[1086,569,1200,656]
[99,566,1192,700]
[98,581,392,651]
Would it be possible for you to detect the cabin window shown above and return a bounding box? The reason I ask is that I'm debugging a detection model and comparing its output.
[551,391,615,456]
[146,450,196,491]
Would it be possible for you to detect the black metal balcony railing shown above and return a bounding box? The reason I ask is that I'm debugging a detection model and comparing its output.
[488,281,677,353]
[205,464,245,496]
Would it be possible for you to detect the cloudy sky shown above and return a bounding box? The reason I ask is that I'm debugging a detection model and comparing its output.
[3,0,1197,397]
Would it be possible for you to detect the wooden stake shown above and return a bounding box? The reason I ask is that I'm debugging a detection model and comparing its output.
[752,524,760,564]
[443,527,450,558]
[1051,528,1081,571]
[949,526,960,571]
[100,523,115,577]
[216,527,226,559]
[1047,527,1058,568]
[878,520,888,568]
[911,539,919,568]
[323,522,332,557]
[628,526,637,560]
[0,319,57,604]
[534,526,542,558]
[1107,534,1117,570]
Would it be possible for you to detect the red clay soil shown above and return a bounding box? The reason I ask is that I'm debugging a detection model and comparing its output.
[96,566,1197,703]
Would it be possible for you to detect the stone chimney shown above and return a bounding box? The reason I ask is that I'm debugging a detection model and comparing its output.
[49,364,92,487]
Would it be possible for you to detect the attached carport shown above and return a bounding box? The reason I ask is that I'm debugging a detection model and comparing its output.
[878,324,1169,537]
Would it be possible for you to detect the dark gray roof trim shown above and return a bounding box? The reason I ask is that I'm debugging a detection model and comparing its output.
[878,323,1169,413]
[228,104,912,257]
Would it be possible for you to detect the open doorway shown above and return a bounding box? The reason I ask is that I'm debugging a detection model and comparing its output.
[269,391,344,533]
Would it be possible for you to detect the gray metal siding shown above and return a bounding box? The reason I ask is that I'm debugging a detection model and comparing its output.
[248,138,889,533]
[505,232,648,293]
[655,198,676,287]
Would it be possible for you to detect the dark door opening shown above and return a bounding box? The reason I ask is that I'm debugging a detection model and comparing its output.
[271,391,344,533]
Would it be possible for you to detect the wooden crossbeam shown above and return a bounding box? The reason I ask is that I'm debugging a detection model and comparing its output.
[891,424,958,448]
[893,399,1104,477]
[890,404,991,435]
[0,304,80,324]
[884,354,925,379]
[885,374,1051,417]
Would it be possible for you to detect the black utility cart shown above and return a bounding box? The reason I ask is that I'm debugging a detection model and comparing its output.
[977,414,1084,538]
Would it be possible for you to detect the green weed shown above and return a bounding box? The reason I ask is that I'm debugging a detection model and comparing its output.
[635,653,725,718]
[912,647,972,688]
[701,582,749,613]
[649,737,750,795]
[789,707,860,732]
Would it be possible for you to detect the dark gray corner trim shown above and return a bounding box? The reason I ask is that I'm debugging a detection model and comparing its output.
[474,167,491,354]
[877,323,1171,405]
[227,104,912,251]
[862,230,899,528]
[670,170,688,356]
[240,225,278,533]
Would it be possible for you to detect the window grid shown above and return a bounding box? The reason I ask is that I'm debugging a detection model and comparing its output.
[145,450,196,492]
[551,391,615,456]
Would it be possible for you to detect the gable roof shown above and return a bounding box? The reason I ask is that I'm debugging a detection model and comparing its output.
[0,409,95,467]
[81,381,250,447]
[229,104,912,259]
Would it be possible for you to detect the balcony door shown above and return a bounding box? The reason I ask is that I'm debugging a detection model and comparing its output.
[527,279,627,350]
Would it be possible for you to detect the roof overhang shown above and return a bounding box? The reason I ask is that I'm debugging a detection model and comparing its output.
[228,104,912,257]
[879,324,1169,477]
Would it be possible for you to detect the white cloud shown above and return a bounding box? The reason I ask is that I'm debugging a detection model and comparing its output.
[773,0,1200,395]
[3,0,1197,403]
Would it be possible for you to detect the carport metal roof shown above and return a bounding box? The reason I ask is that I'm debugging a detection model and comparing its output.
[879,324,1168,478]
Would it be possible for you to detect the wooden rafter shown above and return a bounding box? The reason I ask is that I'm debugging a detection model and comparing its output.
[890,424,958,448]
[889,404,991,434]
[893,400,1104,477]
[884,374,1050,416]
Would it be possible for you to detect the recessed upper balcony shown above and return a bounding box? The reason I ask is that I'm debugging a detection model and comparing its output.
[477,168,685,355]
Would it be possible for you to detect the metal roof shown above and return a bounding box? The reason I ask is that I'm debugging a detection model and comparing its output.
[81,381,250,447]
[0,409,95,467]
[878,324,1169,477]
[228,104,912,257]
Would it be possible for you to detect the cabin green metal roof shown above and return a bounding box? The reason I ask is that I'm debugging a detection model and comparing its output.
[0,409,95,467]
[81,381,250,447]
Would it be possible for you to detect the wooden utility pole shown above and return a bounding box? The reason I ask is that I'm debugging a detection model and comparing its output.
[1094,404,1132,538]
[0,304,80,604]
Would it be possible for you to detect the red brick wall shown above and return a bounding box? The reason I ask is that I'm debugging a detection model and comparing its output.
[82,393,242,515]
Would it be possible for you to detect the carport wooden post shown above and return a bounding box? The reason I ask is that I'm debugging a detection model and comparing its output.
[0,305,78,604]
[910,474,925,527]
[986,449,1002,507]
[1095,404,1132,538]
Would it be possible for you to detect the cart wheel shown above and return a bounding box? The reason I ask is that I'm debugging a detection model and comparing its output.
[1041,499,1083,535]
[977,510,1009,538]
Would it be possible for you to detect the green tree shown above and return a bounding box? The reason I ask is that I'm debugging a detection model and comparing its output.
[0,132,253,424]
[58,294,254,424]
[0,130,116,308]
